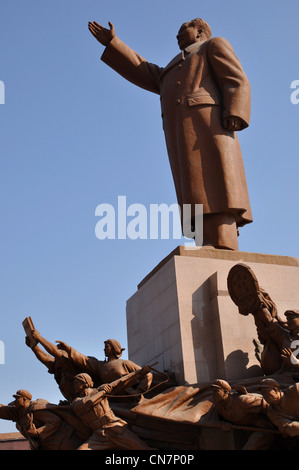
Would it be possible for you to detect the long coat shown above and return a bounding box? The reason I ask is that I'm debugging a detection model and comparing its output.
[101,35,253,228]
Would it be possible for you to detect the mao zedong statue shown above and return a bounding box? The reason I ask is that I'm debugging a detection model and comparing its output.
[88,18,252,251]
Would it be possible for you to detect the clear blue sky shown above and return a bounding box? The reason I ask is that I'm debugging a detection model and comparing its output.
[0,0,298,432]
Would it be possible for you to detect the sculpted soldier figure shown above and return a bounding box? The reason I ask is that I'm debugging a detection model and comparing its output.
[0,390,84,450]
[25,328,83,403]
[88,18,252,250]
[211,379,275,450]
[211,379,269,428]
[260,378,299,438]
[228,263,299,376]
[56,338,153,399]
[71,373,152,450]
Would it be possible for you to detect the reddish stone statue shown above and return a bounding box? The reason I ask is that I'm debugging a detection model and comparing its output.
[25,327,83,403]
[56,337,153,399]
[260,378,299,438]
[211,379,275,449]
[88,18,252,250]
[0,390,85,450]
[228,263,299,376]
[71,373,152,450]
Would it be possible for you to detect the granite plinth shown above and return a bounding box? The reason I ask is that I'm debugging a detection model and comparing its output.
[126,247,299,384]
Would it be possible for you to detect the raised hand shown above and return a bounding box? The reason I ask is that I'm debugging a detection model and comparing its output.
[88,21,116,46]
[281,347,299,366]
[31,329,41,340]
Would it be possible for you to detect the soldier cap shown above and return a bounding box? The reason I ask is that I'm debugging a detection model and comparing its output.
[211,379,231,392]
[13,389,32,400]
[259,378,280,389]
[74,373,94,388]
[104,339,125,358]
[285,310,299,318]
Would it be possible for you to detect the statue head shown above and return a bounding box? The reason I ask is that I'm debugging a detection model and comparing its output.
[284,310,299,333]
[12,389,32,409]
[259,378,281,404]
[177,18,212,50]
[211,379,231,403]
[104,339,125,359]
[74,373,94,396]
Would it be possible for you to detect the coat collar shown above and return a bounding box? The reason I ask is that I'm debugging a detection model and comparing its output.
[160,40,208,80]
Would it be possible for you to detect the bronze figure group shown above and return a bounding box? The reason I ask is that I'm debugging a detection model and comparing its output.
[0,325,156,450]
[1,262,299,450]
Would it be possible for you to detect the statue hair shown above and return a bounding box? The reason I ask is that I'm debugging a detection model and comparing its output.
[189,18,212,40]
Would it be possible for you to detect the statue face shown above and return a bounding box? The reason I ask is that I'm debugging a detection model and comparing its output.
[74,379,86,396]
[287,314,299,332]
[13,396,29,410]
[104,342,113,357]
[262,387,280,404]
[176,22,201,50]
[13,397,24,409]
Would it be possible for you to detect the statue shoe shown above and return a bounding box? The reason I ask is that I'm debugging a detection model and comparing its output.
[227,263,264,315]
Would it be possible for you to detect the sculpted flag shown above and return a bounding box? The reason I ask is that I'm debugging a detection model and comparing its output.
[130,376,295,429]
[131,383,218,426]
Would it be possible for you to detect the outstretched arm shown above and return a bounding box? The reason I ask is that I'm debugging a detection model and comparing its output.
[31,330,63,360]
[56,340,100,377]
[88,19,162,95]
[0,405,17,421]
[26,338,54,368]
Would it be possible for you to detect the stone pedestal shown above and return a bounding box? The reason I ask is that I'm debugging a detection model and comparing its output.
[126,246,299,385]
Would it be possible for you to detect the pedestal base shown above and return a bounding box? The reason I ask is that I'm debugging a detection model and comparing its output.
[126,246,299,384]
